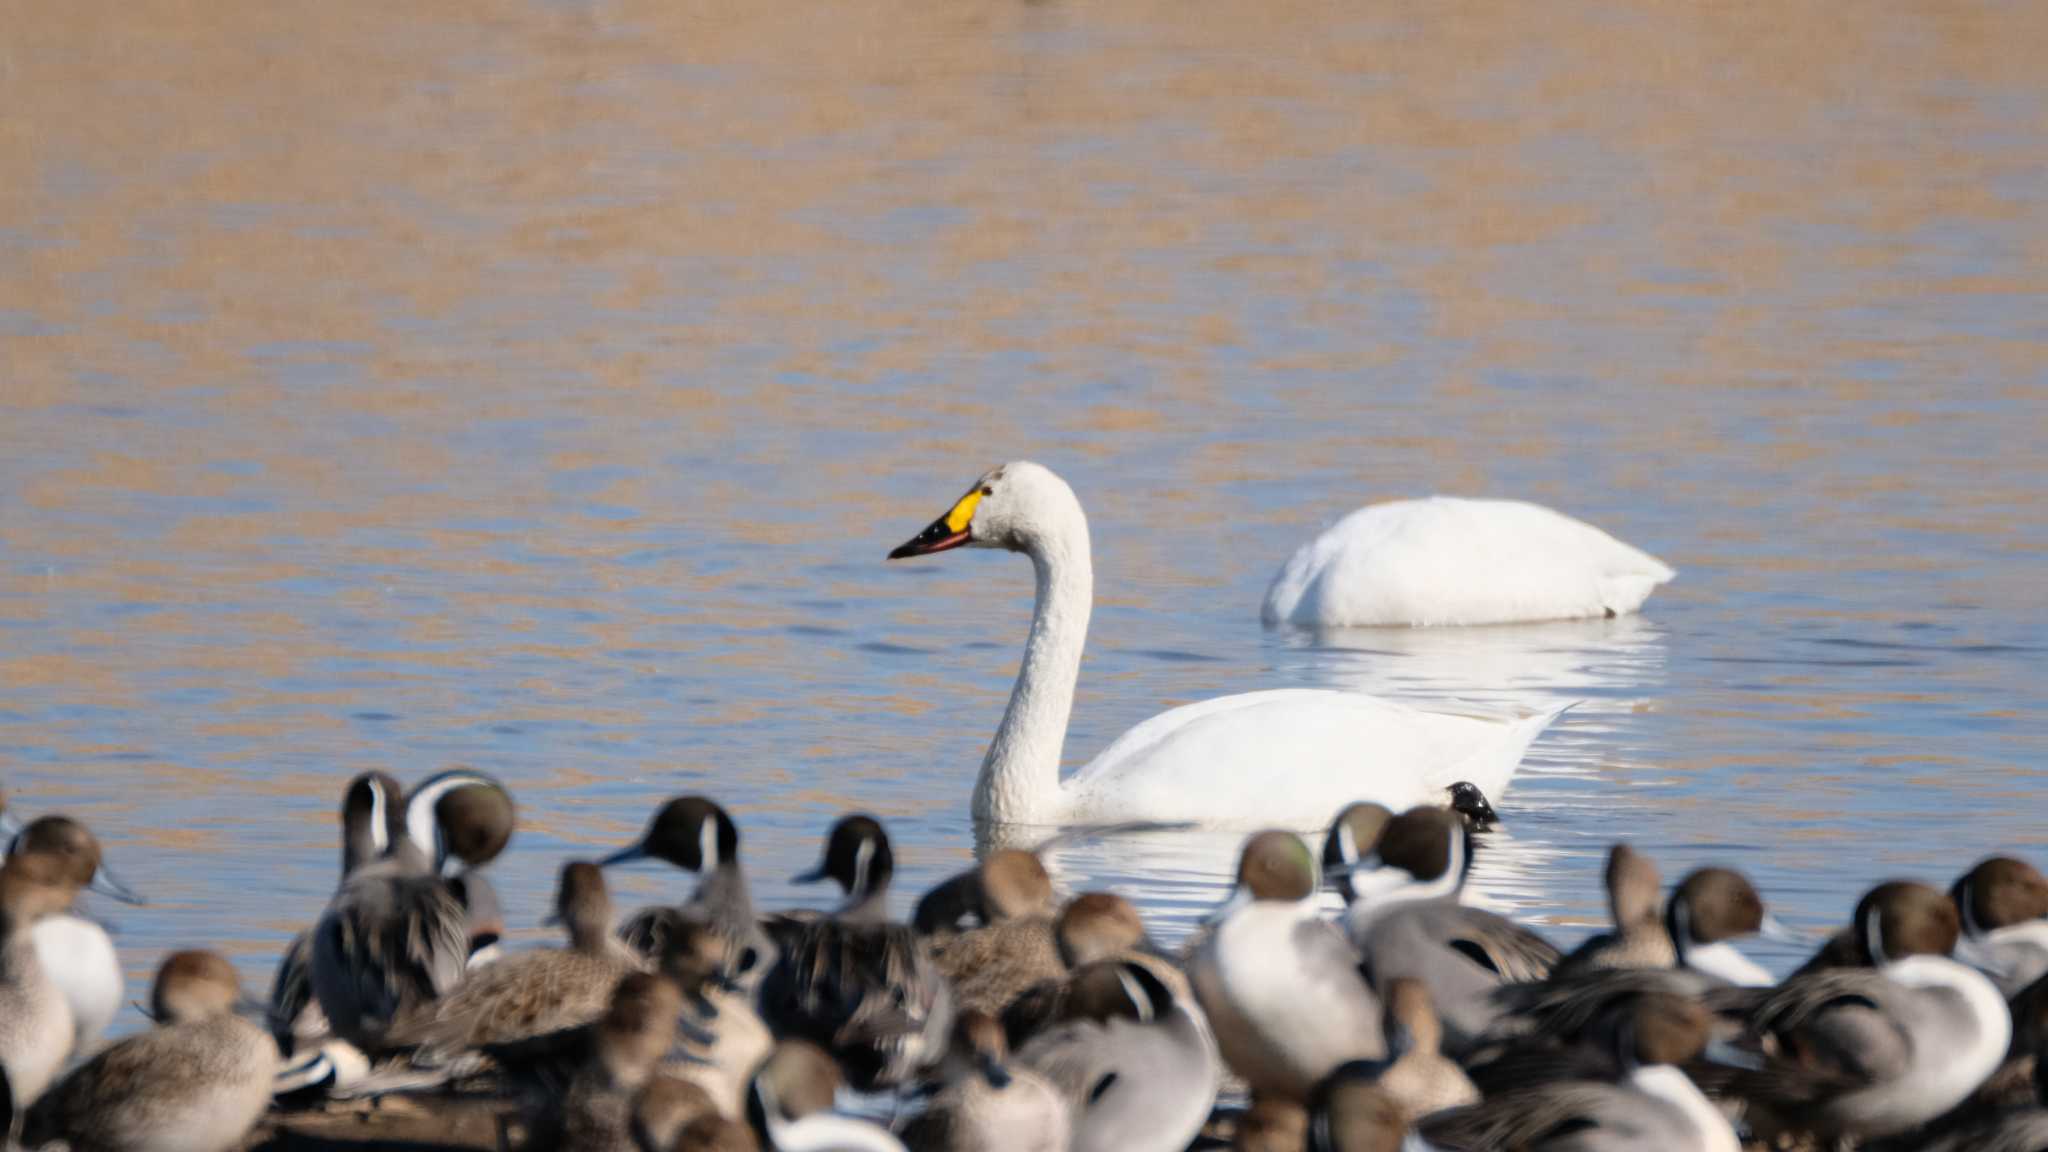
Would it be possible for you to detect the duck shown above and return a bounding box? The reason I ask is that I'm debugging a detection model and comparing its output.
[913,849,1056,938]
[25,950,277,1152]
[1552,843,1672,975]
[388,859,646,1057]
[1370,979,1478,1121]
[1306,1064,1426,1152]
[1191,830,1382,1101]
[1419,991,1738,1152]
[1658,865,1796,986]
[1001,893,1186,1049]
[744,1040,908,1152]
[658,920,774,1120]
[269,770,406,1062]
[899,1011,1070,1152]
[1015,960,1218,1152]
[760,815,953,1092]
[0,850,80,1110]
[535,970,685,1152]
[1234,1096,1310,1152]
[0,808,146,1056]
[1260,495,1675,628]
[308,768,505,1051]
[926,860,1068,1019]
[1791,879,1961,976]
[1950,855,2048,996]
[1719,886,2009,1144]
[632,1072,724,1152]
[886,462,1571,828]
[1337,808,1558,1057]
[602,796,771,987]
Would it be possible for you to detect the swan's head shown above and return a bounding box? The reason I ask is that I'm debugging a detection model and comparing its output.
[887,461,1082,559]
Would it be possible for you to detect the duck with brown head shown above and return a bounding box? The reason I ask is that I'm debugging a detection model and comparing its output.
[1949,855,2048,996]
[387,860,647,1059]
[308,768,506,1052]
[1422,992,1737,1152]
[1,806,145,1057]
[1721,879,2008,1145]
[27,950,277,1152]
[1193,830,1380,1103]
[1015,960,1218,1152]
[1338,808,1558,1059]
[0,850,81,1110]
[1553,843,1675,976]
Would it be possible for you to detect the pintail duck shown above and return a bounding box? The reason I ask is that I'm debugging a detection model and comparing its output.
[26,949,277,1152]
[308,768,506,1051]
[1951,855,2048,996]
[1233,1096,1309,1152]
[1660,865,1797,986]
[1001,893,1185,1049]
[914,848,1056,938]
[389,859,646,1057]
[1553,843,1674,976]
[1370,979,1479,1121]
[1719,880,2008,1144]
[927,855,1070,1018]
[0,850,80,1110]
[1420,992,1738,1152]
[1306,1064,1422,1152]
[270,771,405,1061]
[900,1011,1070,1152]
[1194,830,1383,1102]
[760,814,953,1091]
[1338,808,1558,1058]
[535,970,685,1152]
[0,806,146,1057]
[659,919,773,1120]
[603,796,770,986]
[1791,879,1958,976]
[745,1040,908,1152]
[1016,960,1218,1152]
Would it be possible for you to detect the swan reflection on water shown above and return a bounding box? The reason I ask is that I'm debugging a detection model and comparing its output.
[1275,614,1671,722]
[975,816,1565,949]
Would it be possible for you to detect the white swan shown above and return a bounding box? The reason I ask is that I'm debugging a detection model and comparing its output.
[887,463,1571,829]
[1262,497,1675,628]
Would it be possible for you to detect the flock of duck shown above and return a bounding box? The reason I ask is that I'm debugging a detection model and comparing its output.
[2,461,2038,1152]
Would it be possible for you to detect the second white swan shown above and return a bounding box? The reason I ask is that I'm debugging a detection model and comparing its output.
[887,462,1569,829]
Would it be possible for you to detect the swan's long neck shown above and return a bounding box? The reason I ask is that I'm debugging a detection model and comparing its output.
[976,516,1092,824]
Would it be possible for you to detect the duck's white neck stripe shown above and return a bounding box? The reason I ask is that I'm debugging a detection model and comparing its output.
[368,781,389,856]
[405,772,492,868]
[700,818,721,872]
[850,837,875,899]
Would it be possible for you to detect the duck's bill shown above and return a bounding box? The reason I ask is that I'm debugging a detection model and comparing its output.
[1702,1037,1767,1072]
[790,862,829,885]
[597,844,647,869]
[887,488,982,559]
[90,862,147,906]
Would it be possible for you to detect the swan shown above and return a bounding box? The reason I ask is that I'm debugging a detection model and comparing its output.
[886,462,1571,829]
[1262,497,1675,628]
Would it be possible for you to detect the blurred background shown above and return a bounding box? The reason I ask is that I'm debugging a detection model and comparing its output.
[3,0,2044,1026]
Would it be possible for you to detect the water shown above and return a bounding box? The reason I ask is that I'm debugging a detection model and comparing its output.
[3,0,2045,1024]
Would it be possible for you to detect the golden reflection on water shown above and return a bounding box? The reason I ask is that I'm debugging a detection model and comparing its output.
[3,0,2044,1006]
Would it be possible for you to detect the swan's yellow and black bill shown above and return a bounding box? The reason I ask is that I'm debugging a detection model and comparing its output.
[888,487,981,559]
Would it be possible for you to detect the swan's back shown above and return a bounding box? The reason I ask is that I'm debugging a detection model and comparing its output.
[1065,689,1564,828]
[1263,497,1674,628]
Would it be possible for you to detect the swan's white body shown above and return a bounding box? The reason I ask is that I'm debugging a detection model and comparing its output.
[892,463,1571,830]
[1263,497,1674,628]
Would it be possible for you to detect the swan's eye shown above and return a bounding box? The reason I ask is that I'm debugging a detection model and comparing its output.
[981,486,993,497]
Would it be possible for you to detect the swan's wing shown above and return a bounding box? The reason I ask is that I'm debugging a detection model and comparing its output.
[1068,689,1565,824]
[1264,497,1675,628]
